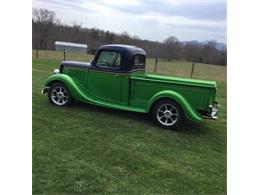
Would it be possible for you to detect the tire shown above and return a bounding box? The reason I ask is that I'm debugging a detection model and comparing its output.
[48,82,72,106]
[152,99,184,129]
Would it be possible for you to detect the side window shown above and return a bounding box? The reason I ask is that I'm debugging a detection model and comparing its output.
[96,51,121,69]
[134,54,145,66]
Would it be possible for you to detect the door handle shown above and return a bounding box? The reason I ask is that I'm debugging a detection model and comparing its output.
[113,74,120,76]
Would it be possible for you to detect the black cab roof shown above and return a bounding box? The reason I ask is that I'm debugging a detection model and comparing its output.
[97,44,146,56]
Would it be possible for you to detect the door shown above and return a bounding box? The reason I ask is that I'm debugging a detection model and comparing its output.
[87,50,122,103]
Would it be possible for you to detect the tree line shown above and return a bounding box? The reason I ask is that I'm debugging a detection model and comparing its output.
[32,8,226,66]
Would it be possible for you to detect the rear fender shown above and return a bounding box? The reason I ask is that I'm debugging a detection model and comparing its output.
[146,90,202,122]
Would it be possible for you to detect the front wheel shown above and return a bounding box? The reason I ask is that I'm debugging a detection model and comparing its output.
[48,82,72,106]
[152,99,184,129]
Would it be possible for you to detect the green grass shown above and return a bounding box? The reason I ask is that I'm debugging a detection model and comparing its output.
[33,51,226,194]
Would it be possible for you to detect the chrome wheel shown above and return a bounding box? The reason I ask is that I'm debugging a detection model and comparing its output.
[51,85,69,106]
[156,103,179,126]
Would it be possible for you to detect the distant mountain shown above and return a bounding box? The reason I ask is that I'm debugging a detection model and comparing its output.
[181,40,227,51]
[215,42,227,50]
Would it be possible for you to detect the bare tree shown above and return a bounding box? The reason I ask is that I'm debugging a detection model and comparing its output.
[32,9,57,24]
[183,42,202,62]
[163,36,182,61]
[32,8,58,49]
[201,41,218,64]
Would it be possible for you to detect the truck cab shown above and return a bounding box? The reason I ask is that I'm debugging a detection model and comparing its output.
[86,44,146,104]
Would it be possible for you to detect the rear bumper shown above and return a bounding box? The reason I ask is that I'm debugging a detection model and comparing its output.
[202,101,220,120]
[41,86,50,94]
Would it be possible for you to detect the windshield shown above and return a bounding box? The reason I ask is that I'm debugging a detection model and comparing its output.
[96,51,121,69]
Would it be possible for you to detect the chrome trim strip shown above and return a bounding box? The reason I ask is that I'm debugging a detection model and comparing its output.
[88,68,144,75]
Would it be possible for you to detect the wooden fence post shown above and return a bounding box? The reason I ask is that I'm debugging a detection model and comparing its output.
[190,62,195,77]
[63,49,67,61]
[154,58,158,72]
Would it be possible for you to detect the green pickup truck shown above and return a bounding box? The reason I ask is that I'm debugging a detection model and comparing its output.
[42,44,219,129]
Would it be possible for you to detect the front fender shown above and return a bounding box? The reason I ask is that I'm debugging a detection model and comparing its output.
[146,90,202,122]
[44,74,89,102]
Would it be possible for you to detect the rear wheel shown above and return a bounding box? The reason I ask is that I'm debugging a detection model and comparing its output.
[152,99,184,129]
[48,82,72,106]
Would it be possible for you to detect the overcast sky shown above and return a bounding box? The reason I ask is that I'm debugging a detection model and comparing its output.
[32,0,227,43]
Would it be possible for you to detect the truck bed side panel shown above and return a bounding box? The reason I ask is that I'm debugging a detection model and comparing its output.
[130,78,212,112]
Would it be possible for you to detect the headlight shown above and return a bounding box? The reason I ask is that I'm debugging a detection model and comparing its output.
[53,69,59,74]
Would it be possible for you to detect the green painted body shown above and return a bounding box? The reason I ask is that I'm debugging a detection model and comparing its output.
[44,66,217,122]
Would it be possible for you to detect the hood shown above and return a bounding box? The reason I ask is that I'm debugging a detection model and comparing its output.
[60,61,92,71]
[137,73,217,88]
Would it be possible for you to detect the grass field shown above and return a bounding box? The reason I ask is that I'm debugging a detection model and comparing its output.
[32,50,227,194]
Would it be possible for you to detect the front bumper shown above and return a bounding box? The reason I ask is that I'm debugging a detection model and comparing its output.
[41,86,50,94]
[202,101,220,120]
